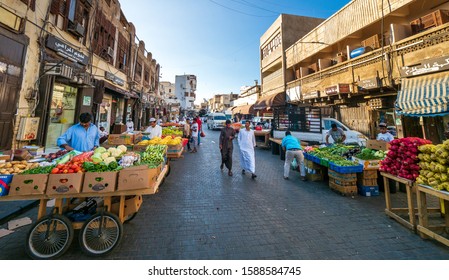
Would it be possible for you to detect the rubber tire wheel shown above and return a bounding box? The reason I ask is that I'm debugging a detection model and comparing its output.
[79,212,123,257]
[26,214,74,260]
[123,212,137,224]
[166,163,171,177]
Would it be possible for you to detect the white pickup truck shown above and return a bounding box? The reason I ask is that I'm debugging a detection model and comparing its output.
[273,117,367,146]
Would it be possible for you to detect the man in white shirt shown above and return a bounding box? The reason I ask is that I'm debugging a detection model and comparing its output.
[238,120,257,179]
[144,117,162,139]
[376,122,394,142]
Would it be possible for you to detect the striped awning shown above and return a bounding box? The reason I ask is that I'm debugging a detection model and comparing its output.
[232,104,254,115]
[396,72,449,117]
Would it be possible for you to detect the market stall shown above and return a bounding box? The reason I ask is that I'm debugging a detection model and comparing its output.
[0,144,169,259]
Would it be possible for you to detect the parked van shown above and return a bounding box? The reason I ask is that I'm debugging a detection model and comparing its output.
[273,117,367,146]
[207,113,227,130]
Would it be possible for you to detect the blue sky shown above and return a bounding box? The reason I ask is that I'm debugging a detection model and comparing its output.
[120,0,350,103]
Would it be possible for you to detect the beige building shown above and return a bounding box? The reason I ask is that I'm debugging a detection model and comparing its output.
[0,0,162,150]
[258,14,324,117]
[285,0,449,142]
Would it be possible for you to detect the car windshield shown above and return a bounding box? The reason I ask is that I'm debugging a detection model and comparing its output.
[214,116,226,120]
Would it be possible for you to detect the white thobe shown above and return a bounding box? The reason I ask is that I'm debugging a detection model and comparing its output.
[238,128,256,173]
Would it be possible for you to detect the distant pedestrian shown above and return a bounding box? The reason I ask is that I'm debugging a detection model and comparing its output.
[184,118,191,152]
[219,119,236,176]
[197,116,203,145]
[281,130,306,181]
[190,117,199,153]
[238,120,257,179]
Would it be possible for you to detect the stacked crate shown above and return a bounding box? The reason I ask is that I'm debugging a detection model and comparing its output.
[305,159,323,181]
[328,170,357,196]
[357,170,379,196]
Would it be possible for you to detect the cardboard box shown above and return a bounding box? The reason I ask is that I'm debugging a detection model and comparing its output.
[366,139,390,151]
[167,144,182,154]
[305,159,321,170]
[133,144,148,152]
[352,157,381,170]
[361,34,380,49]
[0,174,13,196]
[9,174,48,196]
[306,172,323,182]
[46,173,84,195]
[82,171,117,193]
[13,149,32,161]
[111,195,142,217]
[108,134,134,145]
[117,164,161,192]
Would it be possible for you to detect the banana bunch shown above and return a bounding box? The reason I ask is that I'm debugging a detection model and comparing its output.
[138,136,182,146]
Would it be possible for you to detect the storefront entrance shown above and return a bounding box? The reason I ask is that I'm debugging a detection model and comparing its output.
[45,83,78,150]
[98,94,112,134]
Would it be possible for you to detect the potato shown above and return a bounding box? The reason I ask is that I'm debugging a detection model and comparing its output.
[21,160,28,164]
[5,163,12,168]
[32,163,40,168]
[10,161,20,164]
[13,167,21,173]
[0,163,5,168]
[14,164,26,169]
[0,169,6,174]
[3,171,10,174]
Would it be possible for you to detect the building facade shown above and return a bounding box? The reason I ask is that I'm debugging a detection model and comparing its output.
[0,0,162,151]
[284,0,449,142]
[175,74,196,111]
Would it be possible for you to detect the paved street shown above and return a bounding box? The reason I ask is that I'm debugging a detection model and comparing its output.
[0,129,449,260]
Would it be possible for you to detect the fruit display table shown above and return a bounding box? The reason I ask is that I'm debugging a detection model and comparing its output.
[416,184,449,247]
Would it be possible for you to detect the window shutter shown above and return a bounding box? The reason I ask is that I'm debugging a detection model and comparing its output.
[50,0,61,14]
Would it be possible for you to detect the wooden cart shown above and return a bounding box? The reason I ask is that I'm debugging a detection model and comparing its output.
[0,165,168,259]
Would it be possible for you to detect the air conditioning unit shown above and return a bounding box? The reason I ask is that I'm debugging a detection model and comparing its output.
[68,22,85,37]
[107,47,114,57]
[44,63,73,79]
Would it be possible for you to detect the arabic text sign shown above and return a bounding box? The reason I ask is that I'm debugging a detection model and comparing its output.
[46,35,89,65]
[400,56,449,77]
[325,84,350,96]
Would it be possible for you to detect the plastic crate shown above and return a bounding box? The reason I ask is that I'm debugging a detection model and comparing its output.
[311,155,321,164]
[329,162,363,174]
[320,158,330,168]
[303,153,311,160]
[0,174,13,196]
[358,185,380,197]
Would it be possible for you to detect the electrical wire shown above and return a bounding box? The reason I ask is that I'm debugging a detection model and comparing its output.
[208,0,275,18]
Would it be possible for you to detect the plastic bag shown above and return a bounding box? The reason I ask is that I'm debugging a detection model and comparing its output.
[291,158,298,170]
[200,131,206,137]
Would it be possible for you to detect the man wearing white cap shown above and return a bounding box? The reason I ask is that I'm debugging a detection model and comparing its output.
[376,122,394,142]
[144,117,162,139]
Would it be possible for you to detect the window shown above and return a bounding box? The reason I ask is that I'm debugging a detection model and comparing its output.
[20,0,36,11]
[49,0,91,41]
[144,70,149,84]
[93,10,116,61]
[135,62,142,81]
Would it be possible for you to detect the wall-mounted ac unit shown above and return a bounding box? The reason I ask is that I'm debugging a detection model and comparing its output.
[44,63,73,79]
[67,22,85,37]
[107,47,114,57]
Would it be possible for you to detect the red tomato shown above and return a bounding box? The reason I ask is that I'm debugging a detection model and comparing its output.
[68,169,74,173]
[51,168,59,174]
[63,169,68,174]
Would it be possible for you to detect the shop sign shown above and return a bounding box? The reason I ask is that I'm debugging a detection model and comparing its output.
[82,96,91,106]
[46,35,89,65]
[358,77,380,90]
[400,55,449,77]
[105,71,125,86]
[303,91,320,100]
[325,84,350,96]
[333,99,346,105]
[286,85,301,102]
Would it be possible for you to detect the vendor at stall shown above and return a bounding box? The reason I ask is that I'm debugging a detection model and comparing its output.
[144,117,162,139]
[57,113,100,152]
[326,123,346,144]
[376,122,394,142]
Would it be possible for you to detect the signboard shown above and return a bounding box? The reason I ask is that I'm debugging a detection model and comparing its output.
[357,77,380,91]
[286,85,301,102]
[400,55,449,77]
[46,35,89,65]
[303,91,320,100]
[82,96,91,106]
[325,84,350,96]
[105,71,125,86]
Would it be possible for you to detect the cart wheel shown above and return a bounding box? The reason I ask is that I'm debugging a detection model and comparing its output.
[26,214,74,260]
[123,212,138,224]
[79,212,123,256]
[166,163,171,177]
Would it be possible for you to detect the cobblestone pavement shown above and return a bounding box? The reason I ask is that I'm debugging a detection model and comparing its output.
[1,129,449,260]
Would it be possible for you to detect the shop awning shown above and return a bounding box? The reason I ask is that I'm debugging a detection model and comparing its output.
[253,92,285,110]
[232,104,254,115]
[396,72,449,117]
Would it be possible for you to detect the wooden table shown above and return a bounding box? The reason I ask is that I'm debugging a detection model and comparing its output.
[380,172,417,231]
[254,130,270,148]
[416,184,449,247]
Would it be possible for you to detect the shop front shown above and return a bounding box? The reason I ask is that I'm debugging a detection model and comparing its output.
[253,92,286,118]
[36,35,93,151]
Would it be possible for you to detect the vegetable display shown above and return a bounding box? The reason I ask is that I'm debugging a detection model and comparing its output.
[355,148,386,160]
[140,145,166,168]
[0,161,40,175]
[307,145,360,166]
[379,137,431,181]
[138,136,183,146]
[416,140,449,191]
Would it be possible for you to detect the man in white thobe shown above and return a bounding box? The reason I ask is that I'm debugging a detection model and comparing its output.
[238,121,257,179]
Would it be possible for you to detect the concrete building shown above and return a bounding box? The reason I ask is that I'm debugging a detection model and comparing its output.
[231,82,261,117]
[0,0,161,150]
[285,0,449,142]
[175,74,196,111]
[160,81,180,121]
[257,14,324,118]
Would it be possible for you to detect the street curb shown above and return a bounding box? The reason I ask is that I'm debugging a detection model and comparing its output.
[0,200,39,226]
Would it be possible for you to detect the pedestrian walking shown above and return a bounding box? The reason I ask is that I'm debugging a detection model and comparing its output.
[190,117,199,153]
[238,120,257,179]
[219,119,236,176]
[183,118,191,152]
[281,130,306,181]
[197,116,203,145]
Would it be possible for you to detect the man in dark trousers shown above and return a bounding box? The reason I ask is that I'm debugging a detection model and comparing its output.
[219,119,236,176]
